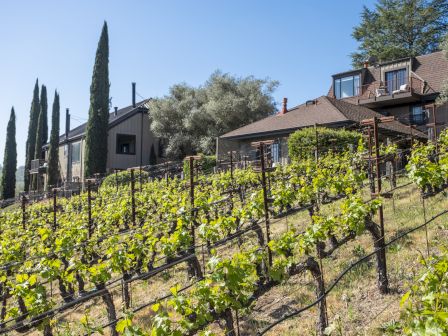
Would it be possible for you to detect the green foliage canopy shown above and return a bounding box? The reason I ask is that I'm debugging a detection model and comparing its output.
[1,108,17,199]
[84,22,110,178]
[351,0,448,67]
[288,127,362,161]
[47,91,60,189]
[149,71,278,159]
[24,80,40,192]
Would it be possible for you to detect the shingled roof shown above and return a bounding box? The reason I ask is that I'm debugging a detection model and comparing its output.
[56,99,150,145]
[328,51,448,100]
[220,96,426,140]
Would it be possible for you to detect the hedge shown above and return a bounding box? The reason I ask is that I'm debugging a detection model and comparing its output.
[101,169,149,188]
[183,155,217,178]
[288,127,362,161]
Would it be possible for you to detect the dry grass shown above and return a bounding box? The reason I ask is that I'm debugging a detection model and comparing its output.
[247,181,448,336]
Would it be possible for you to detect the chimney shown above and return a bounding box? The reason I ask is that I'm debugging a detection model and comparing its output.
[279,97,288,115]
[132,82,136,108]
[363,60,369,68]
[65,108,70,139]
[114,106,118,116]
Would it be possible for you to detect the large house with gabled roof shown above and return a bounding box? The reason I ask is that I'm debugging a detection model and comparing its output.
[37,88,160,188]
[218,51,448,162]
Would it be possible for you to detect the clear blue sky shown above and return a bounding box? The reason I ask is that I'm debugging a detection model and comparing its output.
[0,0,375,165]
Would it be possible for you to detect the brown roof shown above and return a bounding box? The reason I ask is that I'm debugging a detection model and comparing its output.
[413,51,448,93]
[220,96,426,140]
[329,51,448,101]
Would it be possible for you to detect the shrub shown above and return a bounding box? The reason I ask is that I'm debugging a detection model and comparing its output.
[101,169,149,188]
[183,155,217,178]
[288,127,362,161]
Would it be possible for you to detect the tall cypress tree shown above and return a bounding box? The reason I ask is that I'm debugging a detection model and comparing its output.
[1,108,17,199]
[24,79,40,192]
[34,104,45,160]
[32,98,45,191]
[34,85,47,160]
[47,91,60,189]
[84,21,110,178]
[41,85,48,147]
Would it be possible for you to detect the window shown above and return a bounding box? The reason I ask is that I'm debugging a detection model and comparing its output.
[116,134,136,155]
[410,105,427,125]
[385,68,407,93]
[71,142,81,163]
[334,74,360,99]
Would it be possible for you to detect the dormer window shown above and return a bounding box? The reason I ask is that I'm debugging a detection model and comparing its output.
[334,74,360,99]
[385,69,407,94]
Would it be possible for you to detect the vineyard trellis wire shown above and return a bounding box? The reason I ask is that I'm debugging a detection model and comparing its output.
[0,125,445,336]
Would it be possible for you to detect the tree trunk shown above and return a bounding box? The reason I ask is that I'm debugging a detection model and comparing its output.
[365,219,389,294]
[223,308,235,336]
[0,282,8,329]
[96,283,118,336]
[253,221,265,247]
[307,257,328,336]
[57,276,74,302]
[186,255,203,279]
[43,322,53,336]
[76,272,86,295]
[122,273,132,309]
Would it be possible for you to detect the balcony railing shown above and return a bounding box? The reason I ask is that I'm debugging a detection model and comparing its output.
[30,159,46,174]
[359,76,426,100]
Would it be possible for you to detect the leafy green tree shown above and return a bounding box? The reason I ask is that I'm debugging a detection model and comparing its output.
[84,21,110,178]
[47,91,60,189]
[24,79,40,192]
[1,108,17,199]
[437,36,448,105]
[351,0,448,67]
[149,71,278,159]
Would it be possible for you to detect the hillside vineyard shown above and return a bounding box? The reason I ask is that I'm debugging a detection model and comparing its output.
[1,134,448,335]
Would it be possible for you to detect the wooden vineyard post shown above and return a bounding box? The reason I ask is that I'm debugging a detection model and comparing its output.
[87,179,93,239]
[139,165,143,192]
[228,150,235,179]
[366,127,375,194]
[115,169,119,191]
[164,161,169,186]
[408,124,415,148]
[52,188,58,231]
[425,103,438,153]
[130,169,136,227]
[361,116,393,294]
[21,194,27,230]
[185,155,203,278]
[251,140,274,268]
[189,157,196,249]
[421,194,430,257]
[314,125,328,334]
[314,123,319,164]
